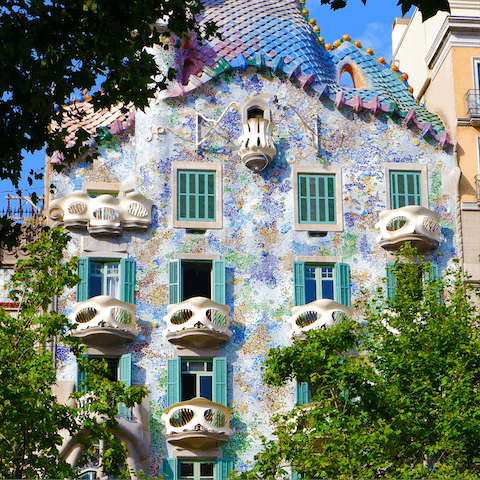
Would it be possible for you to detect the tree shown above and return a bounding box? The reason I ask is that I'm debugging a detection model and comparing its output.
[0,227,148,478]
[245,247,480,479]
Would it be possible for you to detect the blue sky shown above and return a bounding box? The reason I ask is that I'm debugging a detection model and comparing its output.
[0,0,412,212]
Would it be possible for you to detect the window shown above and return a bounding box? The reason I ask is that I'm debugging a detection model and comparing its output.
[384,163,427,209]
[168,258,225,305]
[293,166,343,232]
[167,357,227,407]
[76,354,132,417]
[389,170,421,209]
[0,268,14,304]
[296,382,311,405]
[77,257,135,303]
[172,162,222,229]
[163,458,234,480]
[386,263,439,299]
[294,261,350,306]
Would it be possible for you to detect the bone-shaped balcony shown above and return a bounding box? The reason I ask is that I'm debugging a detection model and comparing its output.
[48,191,152,235]
[161,398,233,450]
[237,118,276,173]
[375,205,441,253]
[70,295,139,347]
[165,297,232,348]
[288,299,352,338]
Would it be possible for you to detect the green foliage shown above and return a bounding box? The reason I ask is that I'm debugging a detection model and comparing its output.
[0,227,148,478]
[245,246,480,479]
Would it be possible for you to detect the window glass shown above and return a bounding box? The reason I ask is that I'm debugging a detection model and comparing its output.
[305,265,334,303]
[298,174,336,224]
[179,461,215,480]
[89,262,120,299]
[181,360,213,401]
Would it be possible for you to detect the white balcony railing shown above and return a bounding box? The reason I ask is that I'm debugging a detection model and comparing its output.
[288,299,352,338]
[48,191,152,234]
[237,118,276,173]
[161,397,233,450]
[375,205,441,253]
[70,295,139,346]
[164,297,231,348]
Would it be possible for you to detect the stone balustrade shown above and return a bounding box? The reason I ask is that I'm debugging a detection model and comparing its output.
[161,397,233,450]
[48,190,152,235]
[237,118,276,173]
[70,295,139,346]
[288,299,352,338]
[164,297,231,348]
[375,205,441,252]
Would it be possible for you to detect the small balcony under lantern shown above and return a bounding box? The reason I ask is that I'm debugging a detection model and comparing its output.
[165,297,231,348]
[161,397,233,450]
[70,295,139,347]
[375,205,441,253]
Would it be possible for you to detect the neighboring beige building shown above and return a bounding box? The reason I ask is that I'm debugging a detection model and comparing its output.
[392,1,480,281]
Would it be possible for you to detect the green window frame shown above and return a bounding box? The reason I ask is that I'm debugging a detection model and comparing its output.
[389,170,421,209]
[167,357,227,407]
[178,170,216,222]
[293,261,351,307]
[76,354,132,418]
[77,257,136,303]
[298,174,336,224]
[163,458,235,480]
[168,259,225,305]
[296,381,311,405]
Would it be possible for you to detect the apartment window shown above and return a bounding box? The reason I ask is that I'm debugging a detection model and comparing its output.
[168,258,225,305]
[294,261,351,306]
[167,357,227,407]
[172,162,222,229]
[386,263,439,299]
[77,257,135,303]
[0,268,14,303]
[76,354,132,417]
[384,163,427,209]
[389,171,421,209]
[163,458,234,480]
[296,382,311,405]
[293,166,343,232]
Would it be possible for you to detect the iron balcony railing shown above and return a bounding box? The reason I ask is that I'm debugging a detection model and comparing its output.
[466,89,480,117]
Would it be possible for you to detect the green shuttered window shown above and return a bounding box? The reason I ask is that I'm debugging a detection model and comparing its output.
[298,174,336,224]
[390,170,421,209]
[178,170,216,222]
[168,259,225,305]
[77,257,135,303]
[386,263,439,299]
[163,458,234,480]
[296,381,311,405]
[167,357,227,407]
[294,261,351,306]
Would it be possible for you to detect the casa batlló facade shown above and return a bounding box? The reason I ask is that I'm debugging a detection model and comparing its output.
[45,0,458,477]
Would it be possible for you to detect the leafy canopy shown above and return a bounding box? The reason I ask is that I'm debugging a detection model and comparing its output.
[0,227,147,478]
[245,247,480,479]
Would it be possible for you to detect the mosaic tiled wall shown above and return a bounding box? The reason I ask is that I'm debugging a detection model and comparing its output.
[51,68,456,474]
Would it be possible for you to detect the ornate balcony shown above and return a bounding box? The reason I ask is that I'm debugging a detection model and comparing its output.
[165,297,231,348]
[288,299,352,338]
[375,205,441,253]
[161,398,233,450]
[48,190,152,235]
[70,295,139,347]
[237,118,276,173]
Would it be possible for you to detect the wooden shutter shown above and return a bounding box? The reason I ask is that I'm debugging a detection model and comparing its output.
[118,353,132,418]
[120,258,136,303]
[76,354,88,393]
[215,458,234,480]
[77,257,91,302]
[296,382,311,405]
[212,259,226,304]
[167,357,181,406]
[163,458,178,480]
[334,263,350,306]
[386,263,396,299]
[390,171,421,209]
[169,259,181,304]
[213,357,227,406]
[293,261,306,306]
[425,263,439,283]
